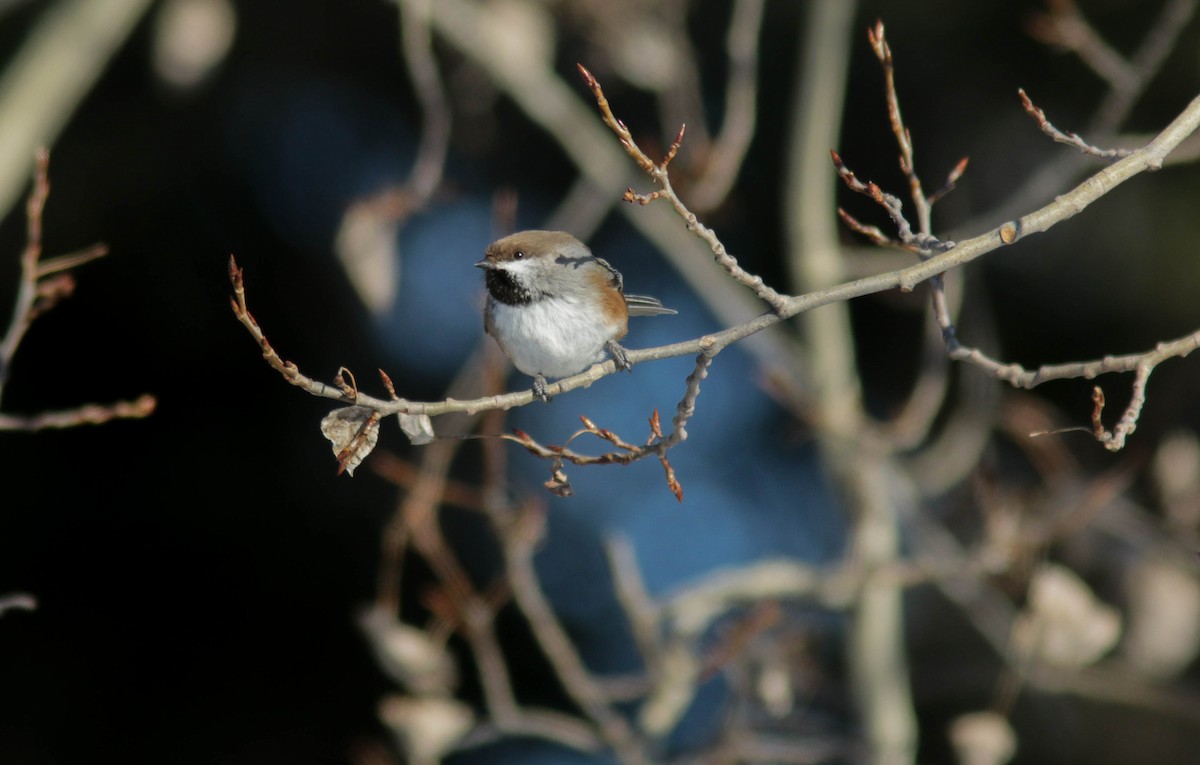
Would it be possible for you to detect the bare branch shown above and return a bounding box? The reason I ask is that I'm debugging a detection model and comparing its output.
[949,325,1200,389]
[868,19,933,231]
[837,208,900,248]
[229,256,358,402]
[232,87,1200,443]
[1019,88,1132,159]
[1031,0,1197,133]
[0,151,155,430]
[833,44,1200,452]
[952,0,1195,247]
[0,148,50,373]
[925,156,970,206]
[831,150,955,254]
[495,351,714,500]
[577,63,792,314]
[0,395,157,431]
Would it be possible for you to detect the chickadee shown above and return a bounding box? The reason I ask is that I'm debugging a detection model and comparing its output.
[476,230,676,401]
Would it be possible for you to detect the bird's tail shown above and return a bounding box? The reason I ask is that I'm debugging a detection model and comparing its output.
[625,294,677,316]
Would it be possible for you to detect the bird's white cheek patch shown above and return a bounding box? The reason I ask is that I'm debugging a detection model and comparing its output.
[488,297,619,378]
[498,259,536,277]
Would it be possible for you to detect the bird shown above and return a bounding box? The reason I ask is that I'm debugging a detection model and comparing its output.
[476,230,676,401]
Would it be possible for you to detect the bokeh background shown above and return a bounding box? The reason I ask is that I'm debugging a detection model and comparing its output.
[1,0,1200,763]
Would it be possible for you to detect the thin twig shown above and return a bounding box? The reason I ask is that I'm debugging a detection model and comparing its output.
[35,242,109,277]
[0,395,157,431]
[953,325,1200,450]
[951,0,1195,250]
[1019,88,1132,159]
[0,149,50,378]
[1030,0,1197,136]
[949,326,1200,389]
[837,208,899,248]
[495,351,711,499]
[868,20,933,235]
[831,78,1200,450]
[832,151,955,254]
[850,22,970,459]
[577,63,792,314]
[0,151,155,429]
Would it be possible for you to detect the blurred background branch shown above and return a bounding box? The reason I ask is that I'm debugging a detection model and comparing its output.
[0,0,153,221]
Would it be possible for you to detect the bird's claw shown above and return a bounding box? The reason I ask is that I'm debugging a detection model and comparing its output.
[607,340,632,373]
[533,374,552,403]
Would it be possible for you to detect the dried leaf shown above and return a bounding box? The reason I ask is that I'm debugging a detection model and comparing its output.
[152,0,236,89]
[378,695,473,763]
[398,413,435,446]
[1122,558,1200,679]
[334,199,399,316]
[482,0,554,69]
[320,406,380,476]
[608,20,681,91]
[1154,430,1200,529]
[1011,563,1121,668]
[755,649,794,719]
[359,606,457,694]
[544,463,574,497]
[949,711,1017,765]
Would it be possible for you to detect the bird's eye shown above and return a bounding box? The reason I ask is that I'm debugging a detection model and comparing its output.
[513,251,525,259]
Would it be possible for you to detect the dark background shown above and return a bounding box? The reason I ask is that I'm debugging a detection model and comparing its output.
[1,0,1199,763]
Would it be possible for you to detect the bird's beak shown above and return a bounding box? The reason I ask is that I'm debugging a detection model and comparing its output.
[474,259,493,269]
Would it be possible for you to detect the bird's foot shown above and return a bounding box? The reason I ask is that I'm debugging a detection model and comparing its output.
[533,374,552,402]
[607,340,632,373]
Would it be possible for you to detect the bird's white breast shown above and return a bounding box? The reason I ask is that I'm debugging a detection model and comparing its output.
[488,295,621,379]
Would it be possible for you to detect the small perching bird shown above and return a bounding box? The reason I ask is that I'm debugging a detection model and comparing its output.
[476,230,676,401]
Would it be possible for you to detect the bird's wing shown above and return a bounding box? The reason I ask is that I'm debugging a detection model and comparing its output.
[593,257,676,316]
